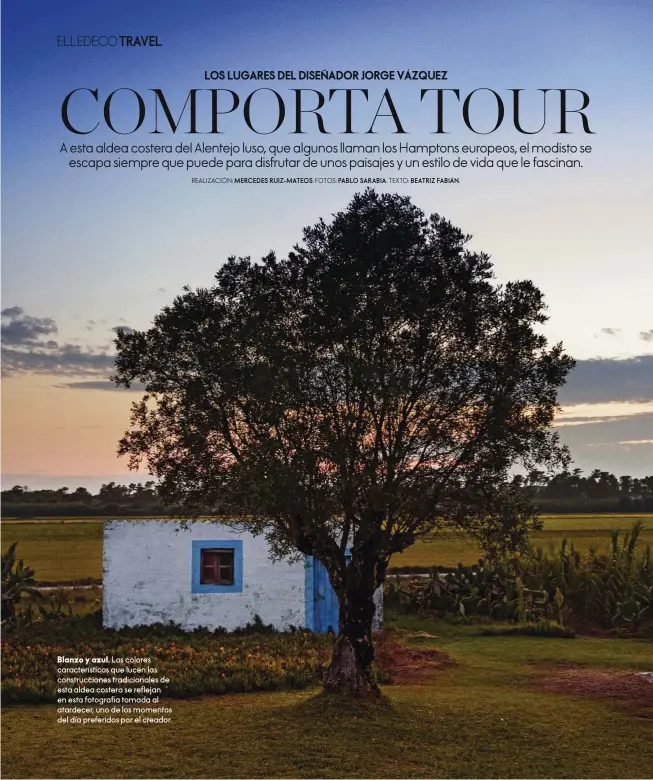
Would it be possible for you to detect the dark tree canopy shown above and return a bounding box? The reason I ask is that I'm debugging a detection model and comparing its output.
[113,190,574,696]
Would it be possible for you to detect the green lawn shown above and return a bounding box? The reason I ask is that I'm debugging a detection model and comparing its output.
[2,515,653,582]
[2,617,653,778]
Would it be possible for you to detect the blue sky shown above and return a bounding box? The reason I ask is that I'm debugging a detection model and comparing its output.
[2,0,653,488]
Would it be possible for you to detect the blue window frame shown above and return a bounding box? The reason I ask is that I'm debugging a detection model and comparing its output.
[191,540,243,594]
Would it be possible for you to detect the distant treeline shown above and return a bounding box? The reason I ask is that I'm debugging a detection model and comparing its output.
[513,470,653,513]
[2,470,653,518]
[1,482,177,518]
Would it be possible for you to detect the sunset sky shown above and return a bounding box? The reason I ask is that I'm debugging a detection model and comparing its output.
[2,0,652,490]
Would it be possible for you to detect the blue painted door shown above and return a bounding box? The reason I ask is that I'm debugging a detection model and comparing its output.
[312,558,340,633]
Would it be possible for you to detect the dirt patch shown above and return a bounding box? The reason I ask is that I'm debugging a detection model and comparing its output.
[375,638,455,684]
[534,665,653,717]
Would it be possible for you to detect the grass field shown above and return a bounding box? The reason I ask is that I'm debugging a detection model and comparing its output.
[395,514,653,569]
[2,616,653,778]
[2,515,652,582]
[1,519,104,582]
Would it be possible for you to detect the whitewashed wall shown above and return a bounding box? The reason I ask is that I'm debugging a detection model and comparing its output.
[103,520,306,631]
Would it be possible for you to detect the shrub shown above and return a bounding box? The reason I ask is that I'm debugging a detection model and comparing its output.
[1,615,334,705]
[386,523,652,635]
[1,543,37,622]
[521,522,652,633]
[477,621,576,638]
[385,558,548,624]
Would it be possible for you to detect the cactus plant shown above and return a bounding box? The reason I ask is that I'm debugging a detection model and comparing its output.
[1,542,37,622]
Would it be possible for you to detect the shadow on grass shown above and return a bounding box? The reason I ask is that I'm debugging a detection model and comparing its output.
[292,688,394,715]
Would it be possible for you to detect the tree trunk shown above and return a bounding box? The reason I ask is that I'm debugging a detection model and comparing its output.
[323,584,381,699]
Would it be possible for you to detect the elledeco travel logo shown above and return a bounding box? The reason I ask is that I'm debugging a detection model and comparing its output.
[57,36,162,47]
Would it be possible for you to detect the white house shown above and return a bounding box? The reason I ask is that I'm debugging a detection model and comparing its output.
[103,520,383,633]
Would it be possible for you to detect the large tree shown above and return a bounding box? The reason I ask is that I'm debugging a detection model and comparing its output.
[113,190,574,698]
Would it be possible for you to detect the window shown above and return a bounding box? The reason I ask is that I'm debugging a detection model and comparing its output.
[200,548,234,585]
[191,540,243,593]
